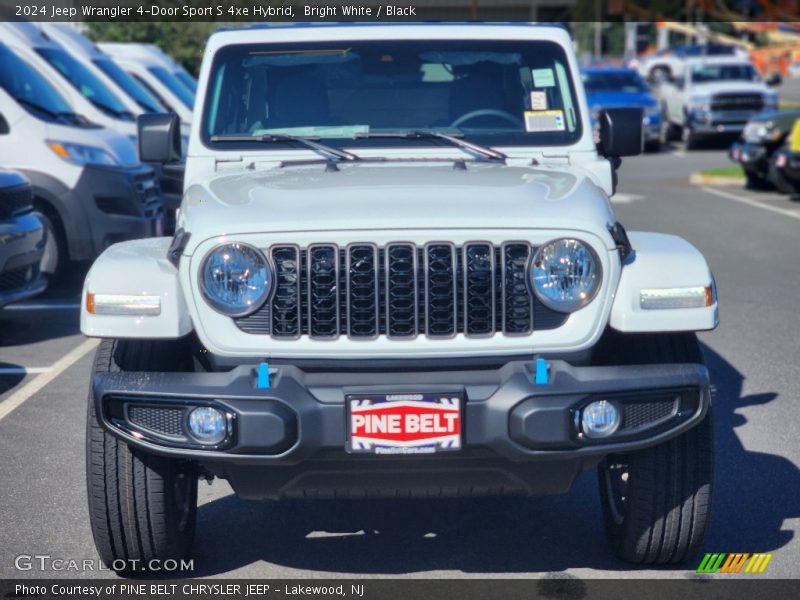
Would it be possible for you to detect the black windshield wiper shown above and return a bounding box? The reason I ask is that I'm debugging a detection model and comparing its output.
[357,130,507,162]
[210,133,361,163]
[88,99,135,121]
[15,98,61,120]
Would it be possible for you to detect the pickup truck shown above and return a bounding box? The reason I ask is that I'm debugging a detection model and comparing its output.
[0,169,46,307]
[80,23,718,571]
[658,56,779,149]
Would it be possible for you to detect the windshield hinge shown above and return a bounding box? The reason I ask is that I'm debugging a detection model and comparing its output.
[539,153,570,165]
[215,156,243,170]
[608,221,633,263]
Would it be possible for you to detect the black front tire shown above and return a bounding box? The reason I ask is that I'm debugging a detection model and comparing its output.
[86,339,197,573]
[595,333,714,565]
[744,170,768,191]
[768,162,797,194]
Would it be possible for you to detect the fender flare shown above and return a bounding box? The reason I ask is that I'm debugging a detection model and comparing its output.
[609,232,718,333]
[81,238,192,339]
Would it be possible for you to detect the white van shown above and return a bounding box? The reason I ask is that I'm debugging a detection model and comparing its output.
[39,24,167,117]
[130,42,197,94]
[98,43,194,126]
[0,22,139,140]
[0,42,163,276]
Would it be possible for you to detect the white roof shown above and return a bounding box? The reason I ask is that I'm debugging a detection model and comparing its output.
[205,23,571,54]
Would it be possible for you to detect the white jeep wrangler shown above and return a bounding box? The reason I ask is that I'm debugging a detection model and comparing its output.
[80,23,718,570]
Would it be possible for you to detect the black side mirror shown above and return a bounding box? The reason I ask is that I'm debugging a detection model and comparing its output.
[599,107,643,158]
[767,73,782,87]
[0,113,9,135]
[138,112,181,163]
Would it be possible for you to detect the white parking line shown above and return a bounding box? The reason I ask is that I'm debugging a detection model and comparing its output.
[700,186,800,221]
[0,338,99,422]
[2,303,80,311]
[0,367,52,375]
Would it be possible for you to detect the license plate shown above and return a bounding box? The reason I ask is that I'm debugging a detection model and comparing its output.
[346,392,462,454]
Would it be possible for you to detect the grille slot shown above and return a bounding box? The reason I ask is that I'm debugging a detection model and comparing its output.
[385,243,418,338]
[307,245,339,338]
[271,245,300,337]
[463,243,495,336]
[347,244,379,338]
[235,242,570,338]
[128,405,185,437]
[502,243,534,335]
[424,243,457,337]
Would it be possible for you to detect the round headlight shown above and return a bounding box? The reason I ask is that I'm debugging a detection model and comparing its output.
[200,243,272,316]
[530,238,601,312]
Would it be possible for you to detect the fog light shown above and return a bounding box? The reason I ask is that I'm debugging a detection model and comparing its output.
[581,400,620,438]
[187,407,226,444]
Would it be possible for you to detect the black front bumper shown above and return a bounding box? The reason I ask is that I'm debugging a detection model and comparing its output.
[0,212,47,308]
[730,141,770,174]
[63,164,165,261]
[93,359,710,499]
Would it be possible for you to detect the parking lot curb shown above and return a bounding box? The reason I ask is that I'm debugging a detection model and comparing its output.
[689,172,746,187]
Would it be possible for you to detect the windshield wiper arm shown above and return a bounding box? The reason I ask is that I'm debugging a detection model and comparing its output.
[357,130,507,162]
[209,133,361,162]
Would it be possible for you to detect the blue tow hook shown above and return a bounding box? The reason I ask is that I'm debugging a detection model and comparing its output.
[256,362,271,389]
[534,358,549,385]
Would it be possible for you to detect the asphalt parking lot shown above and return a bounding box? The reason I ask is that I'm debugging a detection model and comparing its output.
[1,143,798,580]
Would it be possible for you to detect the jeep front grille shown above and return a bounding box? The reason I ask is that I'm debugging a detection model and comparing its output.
[235,242,569,338]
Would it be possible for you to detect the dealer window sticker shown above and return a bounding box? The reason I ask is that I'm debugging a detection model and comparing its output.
[530,91,548,110]
[532,68,556,88]
[525,110,565,132]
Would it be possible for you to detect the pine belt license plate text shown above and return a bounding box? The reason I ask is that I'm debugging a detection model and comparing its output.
[346,392,462,454]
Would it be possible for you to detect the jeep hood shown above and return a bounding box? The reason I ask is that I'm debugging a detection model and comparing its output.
[181,162,615,250]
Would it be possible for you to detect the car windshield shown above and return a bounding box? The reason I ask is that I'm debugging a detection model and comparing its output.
[175,69,198,93]
[690,63,759,83]
[202,40,582,148]
[582,70,647,94]
[36,47,134,120]
[148,66,195,109]
[94,57,165,113]
[0,44,75,121]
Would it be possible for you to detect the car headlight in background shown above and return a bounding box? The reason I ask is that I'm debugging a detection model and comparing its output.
[529,238,602,313]
[688,94,711,111]
[643,105,661,125]
[200,243,272,316]
[764,93,779,110]
[46,140,119,166]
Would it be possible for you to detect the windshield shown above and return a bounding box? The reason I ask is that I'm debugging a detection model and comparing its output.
[148,66,195,109]
[175,69,198,93]
[582,70,647,94]
[94,57,165,113]
[0,44,75,122]
[202,40,582,148]
[36,47,133,120]
[690,63,759,83]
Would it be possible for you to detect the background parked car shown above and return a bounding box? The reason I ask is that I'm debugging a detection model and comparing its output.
[657,56,779,149]
[0,42,163,278]
[0,22,140,144]
[98,43,195,126]
[0,168,46,307]
[636,43,743,83]
[769,118,800,194]
[582,66,663,151]
[729,108,800,189]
